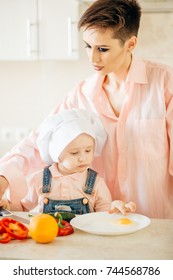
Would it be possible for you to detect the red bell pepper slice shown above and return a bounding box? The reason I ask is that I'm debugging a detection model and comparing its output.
[1,218,29,240]
[56,214,74,236]
[0,232,12,243]
[0,221,6,234]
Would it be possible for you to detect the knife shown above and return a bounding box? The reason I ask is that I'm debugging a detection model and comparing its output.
[10,214,30,225]
[0,207,30,224]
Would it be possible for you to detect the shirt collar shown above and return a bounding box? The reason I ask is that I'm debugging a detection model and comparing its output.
[126,55,148,84]
[49,163,87,182]
[82,55,148,100]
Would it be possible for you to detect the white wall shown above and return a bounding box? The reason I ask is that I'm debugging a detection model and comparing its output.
[0,34,94,155]
[0,8,173,156]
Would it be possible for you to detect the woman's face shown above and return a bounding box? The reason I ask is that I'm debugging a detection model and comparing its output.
[82,27,136,77]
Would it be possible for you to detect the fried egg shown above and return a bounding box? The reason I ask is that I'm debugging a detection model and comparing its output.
[110,217,135,226]
[116,217,133,225]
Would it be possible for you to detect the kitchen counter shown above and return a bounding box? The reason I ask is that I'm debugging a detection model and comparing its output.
[0,212,173,260]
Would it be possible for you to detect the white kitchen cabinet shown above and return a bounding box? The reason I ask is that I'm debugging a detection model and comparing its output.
[0,0,38,60]
[38,0,79,60]
[0,0,79,61]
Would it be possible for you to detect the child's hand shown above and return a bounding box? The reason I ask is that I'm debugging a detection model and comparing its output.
[0,198,10,210]
[109,200,136,216]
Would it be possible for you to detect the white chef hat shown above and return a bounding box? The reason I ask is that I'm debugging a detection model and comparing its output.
[36,108,107,165]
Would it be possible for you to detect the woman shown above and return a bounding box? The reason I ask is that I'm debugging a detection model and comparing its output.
[0,0,173,218]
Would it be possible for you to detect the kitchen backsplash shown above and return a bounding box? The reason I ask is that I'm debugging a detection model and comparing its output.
[134,9,173,64]
[0,6,173,156]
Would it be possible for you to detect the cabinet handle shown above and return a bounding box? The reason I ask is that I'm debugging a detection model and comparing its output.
[67,17,77,57]
[26,19,37,57]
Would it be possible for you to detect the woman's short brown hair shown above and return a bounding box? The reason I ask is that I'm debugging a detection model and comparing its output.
[78,0,141,44]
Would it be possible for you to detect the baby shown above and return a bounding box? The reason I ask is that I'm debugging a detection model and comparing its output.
[0,109,135,215]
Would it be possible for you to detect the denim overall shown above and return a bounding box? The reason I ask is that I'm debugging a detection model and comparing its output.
[42,167,97,215]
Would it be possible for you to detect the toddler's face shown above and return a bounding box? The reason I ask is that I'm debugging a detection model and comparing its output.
[58,133,95,175]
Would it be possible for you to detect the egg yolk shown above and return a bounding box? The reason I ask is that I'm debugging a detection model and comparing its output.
[116,217,133,225]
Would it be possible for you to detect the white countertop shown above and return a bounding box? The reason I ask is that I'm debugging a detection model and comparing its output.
[0,212,173,260]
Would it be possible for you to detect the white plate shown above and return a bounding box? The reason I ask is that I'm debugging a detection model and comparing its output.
[70,212,151,235]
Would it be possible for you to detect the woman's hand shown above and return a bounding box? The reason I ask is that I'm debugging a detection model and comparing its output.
[109,200,136,215]
[0,198,10,210]
[0,176,8,200]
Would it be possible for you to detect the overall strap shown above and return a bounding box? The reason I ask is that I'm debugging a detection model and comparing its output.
[42,166,52,193]
[83,168,97,195]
